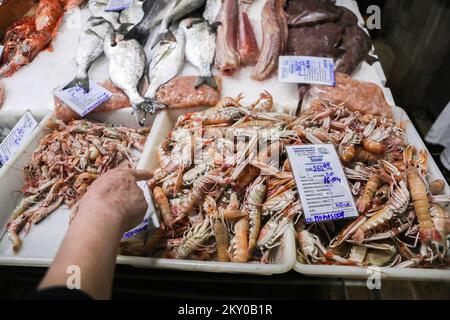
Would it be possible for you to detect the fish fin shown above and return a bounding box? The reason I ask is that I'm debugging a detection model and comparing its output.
[63,76,90,93]
[208,21,221,33]
[151,30,175,49]
[135,99,167,126]
[195,76,217,90]
[125,26,150,45]
[118,23,134,34]
[365,54,378,65]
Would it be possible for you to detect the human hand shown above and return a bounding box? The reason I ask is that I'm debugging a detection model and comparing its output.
[77,168,153,232]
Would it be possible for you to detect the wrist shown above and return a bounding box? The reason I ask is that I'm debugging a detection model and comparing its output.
[78,200,129,234]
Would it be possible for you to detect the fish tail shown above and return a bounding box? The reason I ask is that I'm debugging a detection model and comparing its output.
[63,76,90,93]
[195,75,217,90]
[134,99,167,126]
[125,26,150,45]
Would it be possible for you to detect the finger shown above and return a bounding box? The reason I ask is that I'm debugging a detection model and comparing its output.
[129,169,154,181]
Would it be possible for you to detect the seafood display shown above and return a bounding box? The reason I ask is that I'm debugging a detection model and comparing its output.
[294,102,449,269]
[6,118,150,253]
[123,92,300,262]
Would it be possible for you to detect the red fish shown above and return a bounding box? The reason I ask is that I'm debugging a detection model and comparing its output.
[35,0,64,36]
[215,0,240,74]
[0,31,52,78]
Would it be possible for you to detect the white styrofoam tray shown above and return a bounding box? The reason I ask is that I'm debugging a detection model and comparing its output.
[0,107,297,274]
[0,108,155,267]
[293,106,450,281]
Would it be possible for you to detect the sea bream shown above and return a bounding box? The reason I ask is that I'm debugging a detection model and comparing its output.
[63,17,113,92]
[125,0,171,45]
[104,33,166,126]
[152,0,206,47]
[89,0,121,30]
[144,26,185,99]
[119,0,145,32]
[180,18,217,89]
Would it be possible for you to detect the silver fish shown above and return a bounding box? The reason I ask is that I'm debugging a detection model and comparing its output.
[125,0,171,45]
[89,0,121,30]
[181,18,217,89]
[63,17,113,92]
[202,0,222,27]
[144,26,185,99]
[104,33,166,126]
[119,0,145,32]
[153,0,206,47]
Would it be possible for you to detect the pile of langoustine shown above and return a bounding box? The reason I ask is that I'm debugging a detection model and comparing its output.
[295,103,450,268]
[125,92,449,268]
[0,0,85,78]
[7,118,149,253]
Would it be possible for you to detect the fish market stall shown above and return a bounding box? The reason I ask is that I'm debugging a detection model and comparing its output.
[0,0,449,300]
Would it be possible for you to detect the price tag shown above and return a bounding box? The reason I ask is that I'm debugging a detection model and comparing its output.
[53,83,112,117]
[0,45,4,58]
[0,111,38,165]
[278,56,335,86]
[286,144,358,224]
[122,181,160,239]
[105,0,133,11]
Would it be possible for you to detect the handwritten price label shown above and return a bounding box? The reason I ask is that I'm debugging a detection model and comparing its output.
[0,111,38,165]
[278,56,335,86]
[54,83,112,117]
[286,144,358,223]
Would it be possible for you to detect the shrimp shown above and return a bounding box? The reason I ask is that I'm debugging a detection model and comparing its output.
[229,217,249,263]
[204,196,230,262]
[404,146,441,242]
[356,176,383,213]
[153,186,174,229]
[429,179,445,195]
[222,192,245,220]
[245,176,266,256]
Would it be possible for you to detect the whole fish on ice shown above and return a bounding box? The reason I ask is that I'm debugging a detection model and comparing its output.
[104,33,166,126]
[64,17,113,92]
[152,0,206,47]
[125,0,171,45]
[89,0,121,30]
[180,18,217,89]
[144,26,185,99]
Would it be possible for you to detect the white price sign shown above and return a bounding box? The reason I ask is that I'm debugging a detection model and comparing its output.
[0,111,38,165]
[53,83,112,117]
[278,56,335,86]
[286,144,358,224]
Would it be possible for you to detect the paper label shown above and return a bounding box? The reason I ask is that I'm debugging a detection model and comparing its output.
[105,0,133,11]
[53,83,112,117]
[0,111,38,165]
[286,144,358,224]
[278,56,335,86]
[122,181,160,239]
[0,45,4,58]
